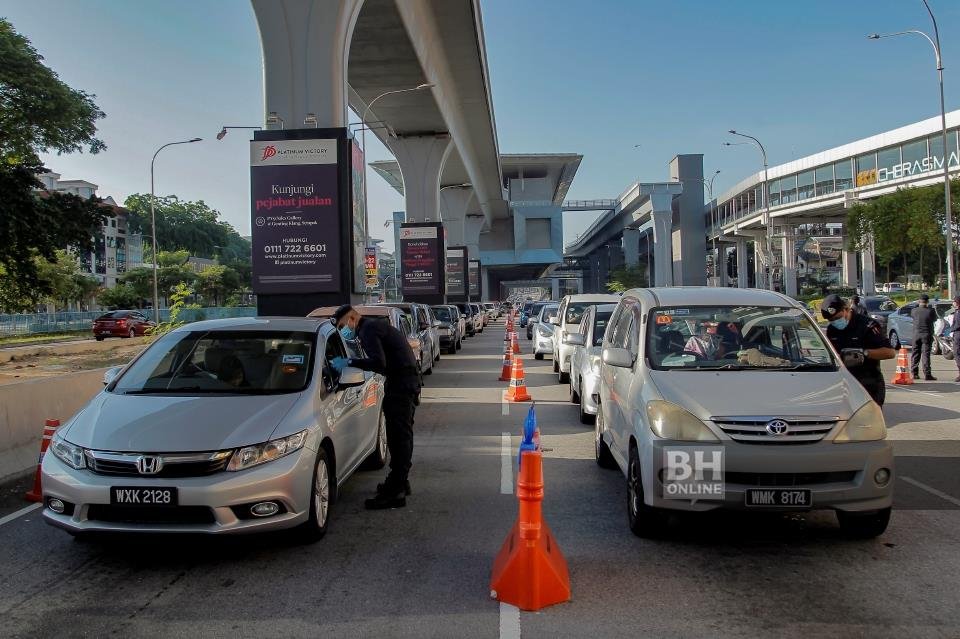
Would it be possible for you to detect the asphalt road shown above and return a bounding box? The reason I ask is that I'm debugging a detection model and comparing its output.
[2,318,960,638]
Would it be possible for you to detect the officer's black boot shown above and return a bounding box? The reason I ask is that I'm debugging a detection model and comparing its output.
[365,475,408,510]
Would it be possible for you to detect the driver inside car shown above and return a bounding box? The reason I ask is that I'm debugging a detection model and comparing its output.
[683,319,723,359]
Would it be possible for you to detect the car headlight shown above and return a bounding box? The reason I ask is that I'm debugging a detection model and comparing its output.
[646,400,719,441]
[227,430,308,471]
[50,432,86,470]
[834,401,886,443]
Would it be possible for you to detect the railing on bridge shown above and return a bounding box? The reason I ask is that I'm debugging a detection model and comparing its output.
[562,199,617,211]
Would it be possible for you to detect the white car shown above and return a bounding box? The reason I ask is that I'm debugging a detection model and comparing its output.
[551,294,621,383]
[532,303,559,360]
[566,303,617,424]
[596,287,893,539]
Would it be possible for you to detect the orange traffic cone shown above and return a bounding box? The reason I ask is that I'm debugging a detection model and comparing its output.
[511,332,520,355]
[891,347,914,385]
[506,356,532,402]
[499,343,514,381]
[490,449,571,611]
[25,419,60,502]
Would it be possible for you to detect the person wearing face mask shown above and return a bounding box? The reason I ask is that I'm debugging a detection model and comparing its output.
[330,304,420,509]
[949,296,960,382]
[821,294,896,405]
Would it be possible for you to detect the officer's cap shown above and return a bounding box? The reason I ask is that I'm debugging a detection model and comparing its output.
[820,294,846,320]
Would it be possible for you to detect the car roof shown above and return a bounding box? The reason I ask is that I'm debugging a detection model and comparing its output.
[561,294,621,303]
[307,305,397,318]
[625,286,799,307]
[171,316,326,333]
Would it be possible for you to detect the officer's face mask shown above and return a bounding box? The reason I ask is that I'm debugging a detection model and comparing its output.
[830,317,848,330]
[339,325,355,341]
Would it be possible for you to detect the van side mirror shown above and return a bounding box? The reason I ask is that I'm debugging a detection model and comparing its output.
[549,315,560,325]
[338,366,365,389]
[563,333,585,346]
[602,347,634,368]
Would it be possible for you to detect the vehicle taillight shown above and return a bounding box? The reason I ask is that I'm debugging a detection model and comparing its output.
[117,319,126,326]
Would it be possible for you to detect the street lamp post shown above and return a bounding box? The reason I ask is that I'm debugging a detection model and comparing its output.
[354,83,436,294]
[868,0,955,298]
[150,137,202,323]
[726,131,773,290]
[216,126,262,140]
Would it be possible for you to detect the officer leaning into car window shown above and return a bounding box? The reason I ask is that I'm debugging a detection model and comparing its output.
[910,294,937,381]
[330,304,421,510]
[821,294,896,406]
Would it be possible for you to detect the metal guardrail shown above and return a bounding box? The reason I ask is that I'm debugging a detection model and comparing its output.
[562,199,617,211]
[0,307,257,337]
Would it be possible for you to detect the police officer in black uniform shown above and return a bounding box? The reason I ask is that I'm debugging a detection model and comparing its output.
[331,304,420,509]
[821,294,896,406]
[910,294,937,381]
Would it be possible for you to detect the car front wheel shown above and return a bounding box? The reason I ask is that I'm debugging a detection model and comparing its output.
[362,411,388,470]
[594,404,616,469]
[837,507,891,539]
[627,446,668,537]
[296,448,332,542]
[889,330,901,350]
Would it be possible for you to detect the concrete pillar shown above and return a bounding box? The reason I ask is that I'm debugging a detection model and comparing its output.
[651,209,674,287]
[781,227,798,297]
[597,246,610,293]
[842,248,858,288]
[387,135,452,231]
[736,237,749,288]
[252,0,364,128]
[753,241,764,290]
[861,237,876,295]
[439,187,483,259]
[551,278,560,300]
[718,245,729,287]
[609,242,625,270]
[589,253,601,293]
[623,228,640,267]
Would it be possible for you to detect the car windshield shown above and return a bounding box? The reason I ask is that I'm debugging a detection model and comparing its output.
[539,304,558,320]
[111,330,316,394]
[564,302,593,324]
[433,307,452,322]
[935,302,952,318]
[592,311,612,346]
[647,305,836,371]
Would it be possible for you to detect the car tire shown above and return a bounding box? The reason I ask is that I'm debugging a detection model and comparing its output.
[435,350,440,362]
[126,328,135,339]
[361,411,388,470]
[95,336,104,342]
[594,405,616,469]
[889,331,900,350]
[627,445,668,538]
[553,360,559,373]
[558,368,569,384]
[534,353,544,360]
[836,507,891,539]
[570,378,580,404]
[932,339,941,356]
[295,448,332,543]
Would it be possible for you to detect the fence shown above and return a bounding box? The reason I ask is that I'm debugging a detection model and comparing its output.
[0,307,258,337]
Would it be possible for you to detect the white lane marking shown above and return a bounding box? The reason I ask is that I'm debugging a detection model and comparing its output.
[886,384,939,398]
[502,390,509,416]
[501,432,513,495]
[0,503,41,528]
[499,602,521,639]
[901,476,960,507]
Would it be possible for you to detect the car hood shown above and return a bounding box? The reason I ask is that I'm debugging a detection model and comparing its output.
[62,392,301,452]
[648,369,863,421]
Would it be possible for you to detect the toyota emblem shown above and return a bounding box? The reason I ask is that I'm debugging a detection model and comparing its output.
[765,419,790,436]
[136,455,163,475]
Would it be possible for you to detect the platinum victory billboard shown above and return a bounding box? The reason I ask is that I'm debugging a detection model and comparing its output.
[250,138,340,294]
[445,247,466,297]
[399,223,443,296]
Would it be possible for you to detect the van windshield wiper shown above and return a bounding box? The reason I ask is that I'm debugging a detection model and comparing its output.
[123,386,206,394]
[770,362,837,371]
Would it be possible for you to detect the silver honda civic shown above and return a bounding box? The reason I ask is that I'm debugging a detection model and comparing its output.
[41,317,386,541]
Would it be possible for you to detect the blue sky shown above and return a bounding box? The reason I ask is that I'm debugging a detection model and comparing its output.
[3,0,960,252]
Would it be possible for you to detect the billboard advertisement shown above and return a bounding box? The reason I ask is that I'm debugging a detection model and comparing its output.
[364,246,378,288]
[468,259,481,300]
[400,223,443,296]
[445,247,466,296]
[351,141,367,293]
[250,138,340,294]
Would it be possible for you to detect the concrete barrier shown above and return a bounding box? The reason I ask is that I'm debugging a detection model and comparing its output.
[0,368,107,481]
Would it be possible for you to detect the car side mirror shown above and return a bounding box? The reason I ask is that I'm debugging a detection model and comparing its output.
[602,347,634,368]
[433,320,442,328]
[103,365,123,386]
[338,366,365,389]
[549,316,560,325]
[564,333,585,346]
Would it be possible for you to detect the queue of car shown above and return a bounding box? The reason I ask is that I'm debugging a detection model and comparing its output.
[48,299,500,542]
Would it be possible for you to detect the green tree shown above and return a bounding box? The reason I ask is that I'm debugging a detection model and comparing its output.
[156,249,190,267]
[196,265,242,306]
[606,265,648,293]
[0,18,108,305]
[35,249,99,309]
[97,284,139,310]
[120,267,154,302]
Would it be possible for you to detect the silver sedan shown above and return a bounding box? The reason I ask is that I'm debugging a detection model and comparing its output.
[41,317,386,541]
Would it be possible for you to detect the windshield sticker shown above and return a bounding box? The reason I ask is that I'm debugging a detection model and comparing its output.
[282,354,305,365]
[656,315,673,325]
[671,309,690,316]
